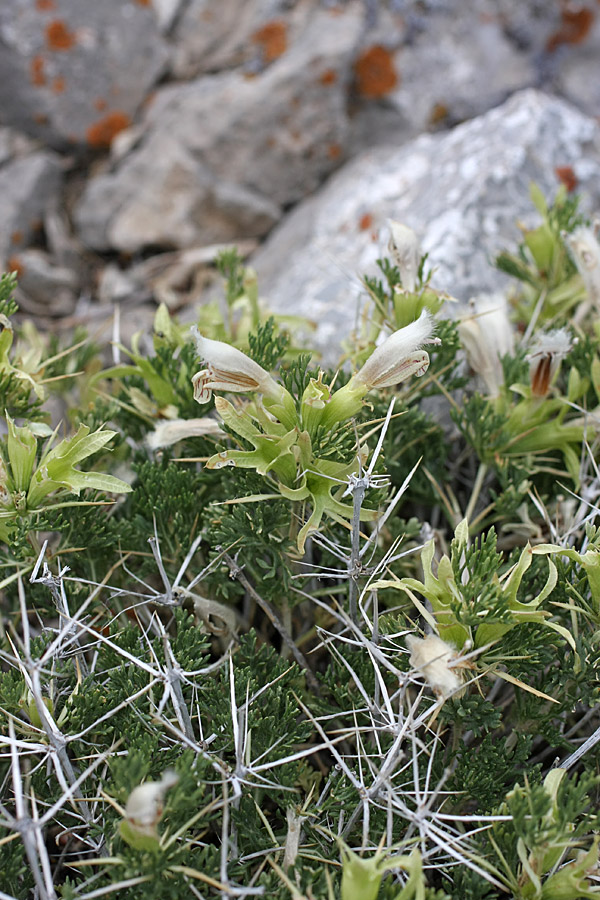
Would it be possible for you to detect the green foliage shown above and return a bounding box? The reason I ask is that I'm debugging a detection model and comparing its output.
[216,246,247,307]
[0,270,18,317]
[246,315,290,371]
[4,187,600,900]
[279,351,317,404]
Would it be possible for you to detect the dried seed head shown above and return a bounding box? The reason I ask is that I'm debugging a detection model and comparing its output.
[406,633,464,699]
[526,328,572,397]
[125,770,178,835]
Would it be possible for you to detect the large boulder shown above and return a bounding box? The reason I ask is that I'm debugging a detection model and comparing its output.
[0,0,170,149]
[73,3,364,253]
[250,90,600,358]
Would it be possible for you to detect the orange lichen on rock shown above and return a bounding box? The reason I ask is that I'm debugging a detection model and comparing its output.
[10,231,24,246]
[319,69,338,86]
[7,256,24,278]
[354,45,398,99]
[429,102,449,125]
[86,111,131,148]
[251,20,288,63]
[359,212,374,231]
[555,165,578,192]
[546,5,595,51]
[327,143,342,160]
[45,20,76,51]
[133,0,152,5]
[52,76,66,93]
[36,0,56,10]
[94,97,107,111]
[30,55,47,86]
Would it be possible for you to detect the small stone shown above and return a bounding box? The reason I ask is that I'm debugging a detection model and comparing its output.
[0,149,63,267]
[13,248,79,315]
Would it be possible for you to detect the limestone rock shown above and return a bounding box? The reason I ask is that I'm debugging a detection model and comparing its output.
[250,90,600,360]
[0,0,170,149]
[555,11,600,118]
[0,149,63,268]
[170,0,315,78]
[151,0,185,34]
[14,248,79,315]
[0,126,39,167]
[74,4,363,253]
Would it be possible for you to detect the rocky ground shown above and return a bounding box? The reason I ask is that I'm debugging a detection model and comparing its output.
[1,0,599,352]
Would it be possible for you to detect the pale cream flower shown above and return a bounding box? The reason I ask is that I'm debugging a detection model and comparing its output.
[146,417,224,450]
[191,326,282,404]
[458,294,514,397]
[125,770,178,837]
[387,220,421,292]
[353,310,436,391]
[406,633,463,699]
[526,328,572,397]
[564,224,600,305]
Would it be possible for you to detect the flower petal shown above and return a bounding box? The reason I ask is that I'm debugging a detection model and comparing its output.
[355,311,435,390]
[191,326,282,399]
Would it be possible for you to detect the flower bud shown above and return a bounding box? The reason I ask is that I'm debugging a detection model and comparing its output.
[564,224,600,305]
[387,220,421,292]
[300,372,330,434]
[124,770,178,839]
[458,294,514,397]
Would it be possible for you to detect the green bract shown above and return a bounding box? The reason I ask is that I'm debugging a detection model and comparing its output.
[374,518,575,656]
[0,417,131,541]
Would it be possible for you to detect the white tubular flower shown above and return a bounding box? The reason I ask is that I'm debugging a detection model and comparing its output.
[387,220,421,292]
[125,770,178,837]
[146,417,224,450]
[526,328,572,397]
[191,326,282,404]
[353,310,435,391]
[564,224,600,304]
[406,633,463,699]
[458,294,514,397]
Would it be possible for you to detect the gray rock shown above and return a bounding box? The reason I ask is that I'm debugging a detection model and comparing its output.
[74,4,363,253]
[0,0,170,149]
[0,150,63,267]
[151,0,185,34]
[14,248,79,315]
[170,0,315,79]
[346,0,547,154]
[555,12,600,118]
[251,90,600,360]
[0,126,39,167]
